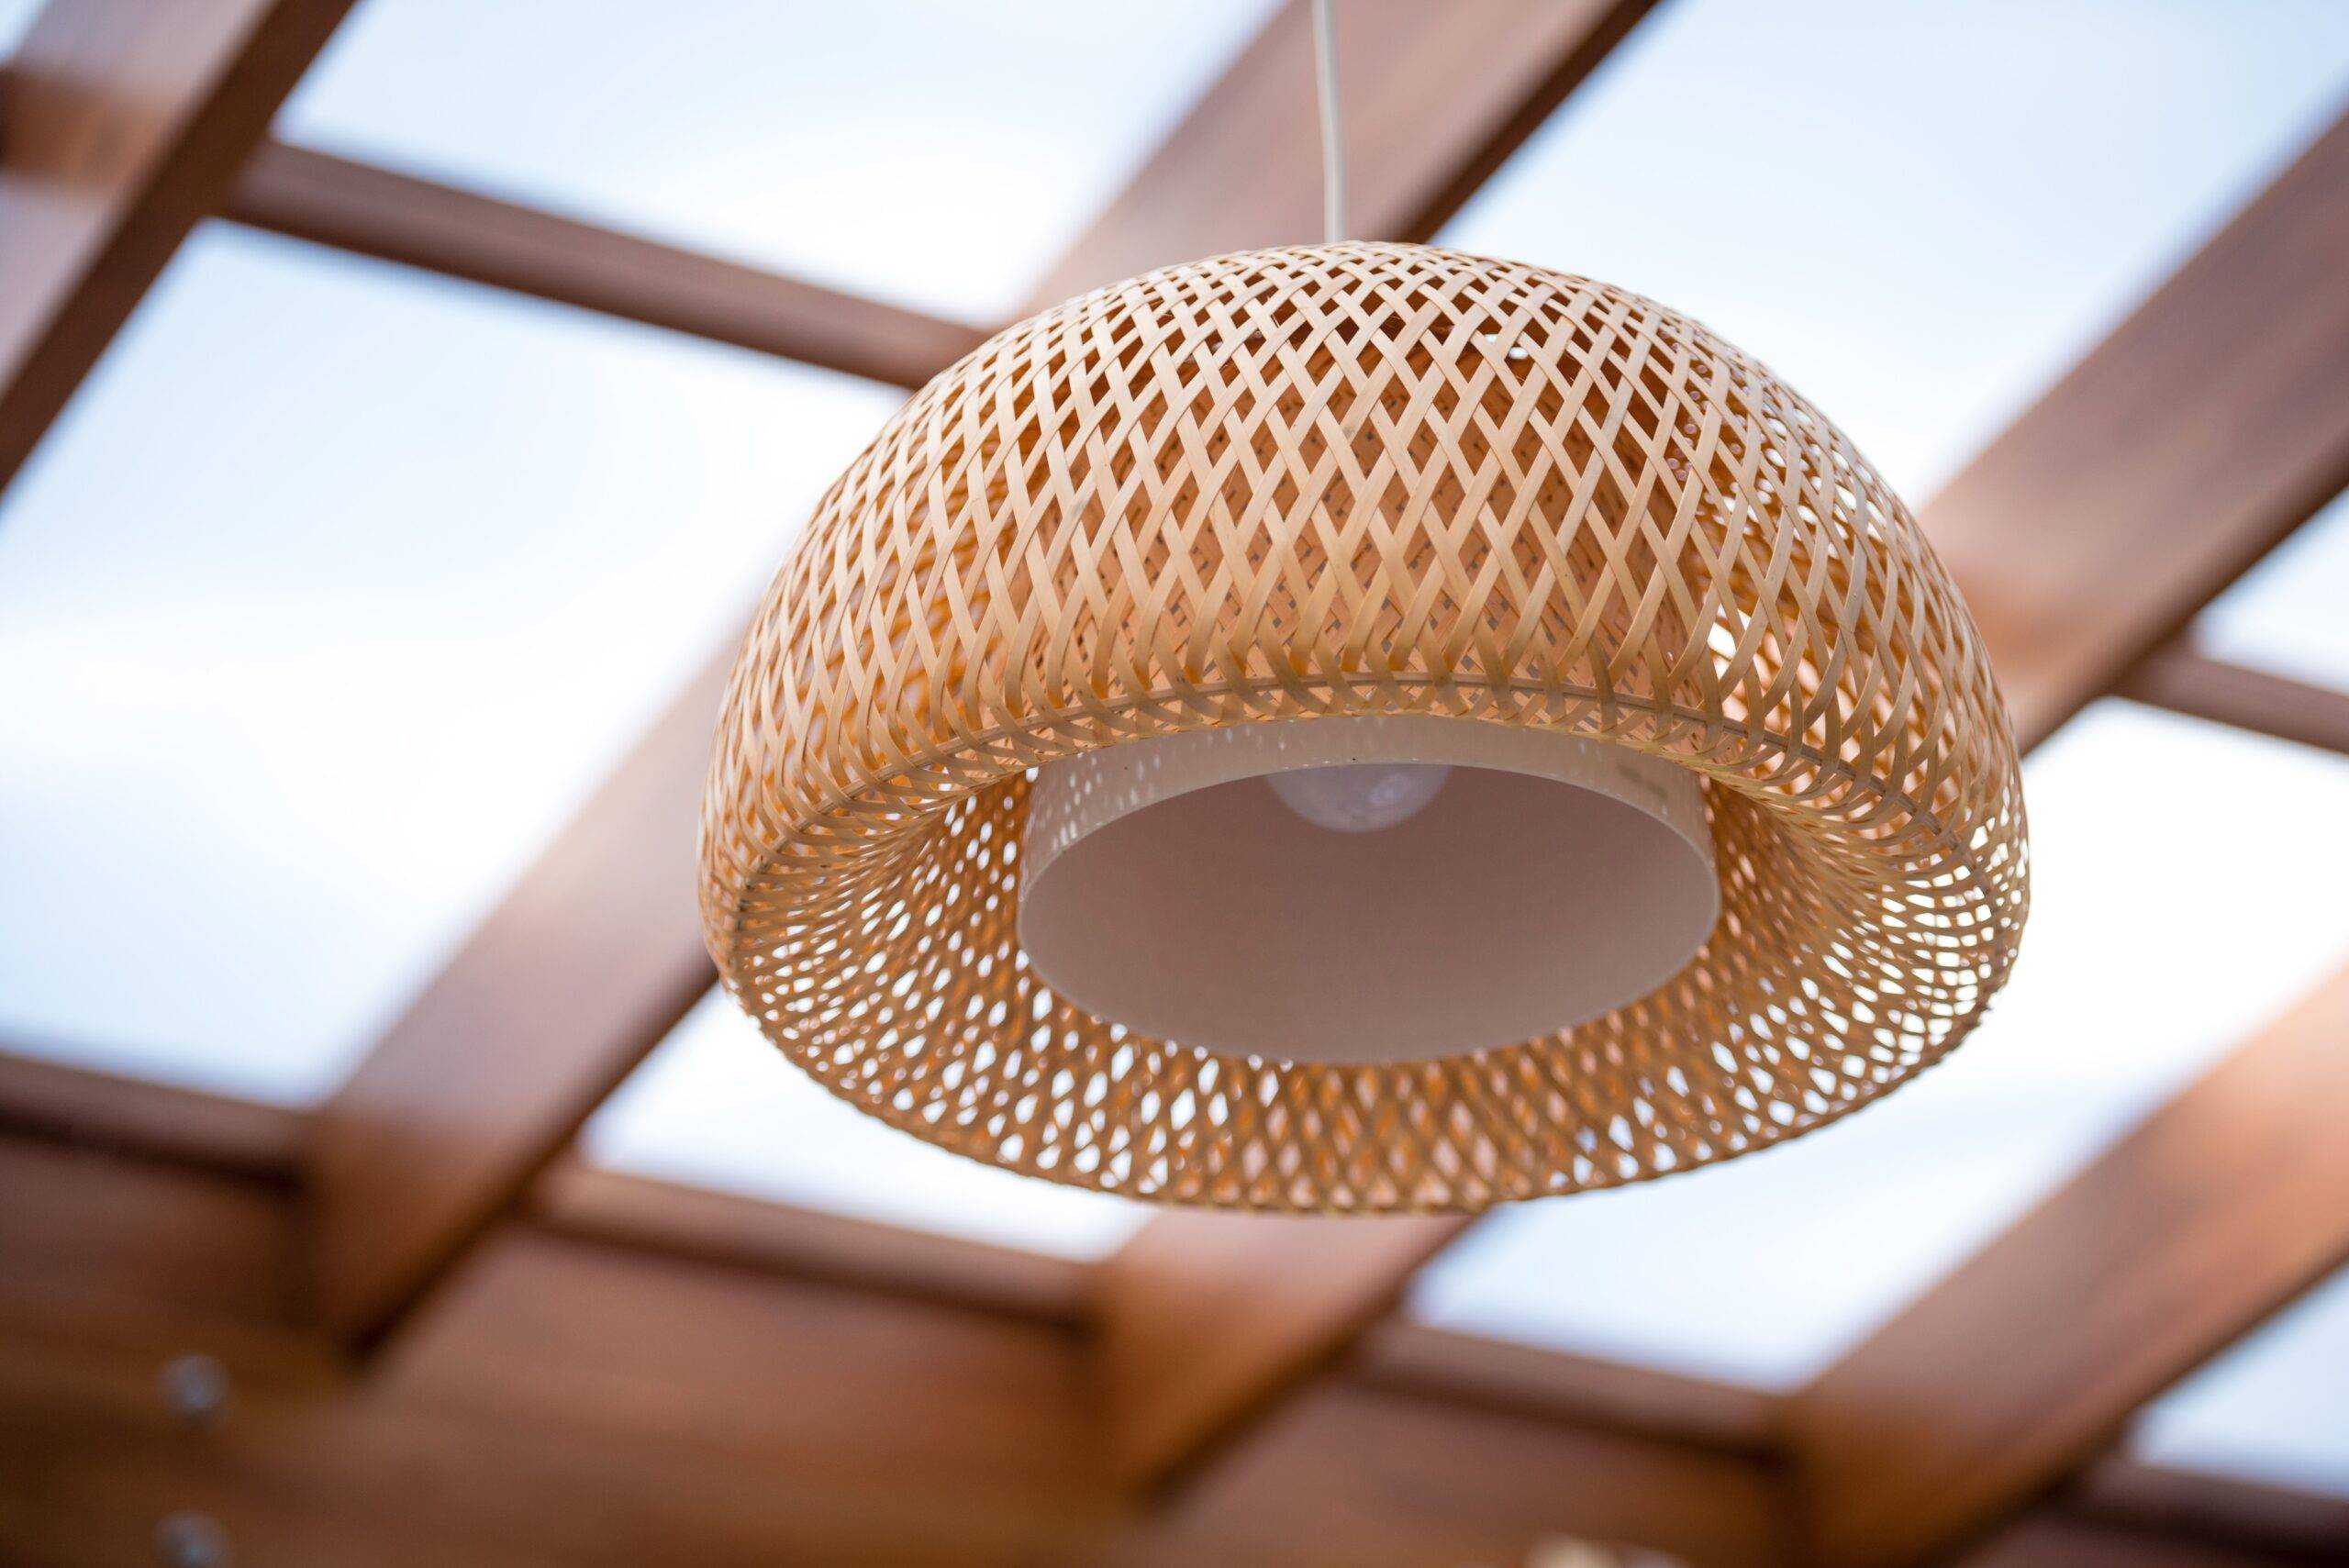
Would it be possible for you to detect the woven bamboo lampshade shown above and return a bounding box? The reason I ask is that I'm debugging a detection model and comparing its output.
[699,242,2029,1211]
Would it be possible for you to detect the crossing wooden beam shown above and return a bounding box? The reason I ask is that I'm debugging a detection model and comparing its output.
[0,0,355,498]
[1791,966,2349,1567]
[1022,0,1662,309]
[227,141,985,389]
[2119,645,2349,761]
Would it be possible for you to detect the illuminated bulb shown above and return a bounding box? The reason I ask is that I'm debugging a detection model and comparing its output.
[1266,762,1451,833]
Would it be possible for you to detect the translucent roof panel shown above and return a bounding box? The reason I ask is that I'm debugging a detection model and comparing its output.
[0,224,904,1104]
[584,991,1150,1261]
[281,0,1281,325]
[2196,487,2349,693]
[1441,0,2349,501]
[1410,703,2349,1390]
[2134,1265,2349,1499]
[0,0,41,56]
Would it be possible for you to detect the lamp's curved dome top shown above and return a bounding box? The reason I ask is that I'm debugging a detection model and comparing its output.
[700,242,2028,1210]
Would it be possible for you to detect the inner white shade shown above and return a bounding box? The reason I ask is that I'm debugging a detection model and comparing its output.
[1019,717,1719,1065]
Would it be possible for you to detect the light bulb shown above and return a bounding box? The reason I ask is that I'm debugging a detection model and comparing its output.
[1266,762,1451,833]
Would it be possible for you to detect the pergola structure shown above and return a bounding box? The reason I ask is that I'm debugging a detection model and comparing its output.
[5,3,2349,1564]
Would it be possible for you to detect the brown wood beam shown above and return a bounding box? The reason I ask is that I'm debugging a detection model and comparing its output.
[1348,1319,1785,1461]
[0,1125,1786,1568]
[305,649,729,1345]
[1108,1378,1786,1568]
[2118,644,2349,760]
[227,142,986,389]
[9,1105,2333,1568]
[1921,110,2349,751]
[0,0,355,501]
[0,1049,303,1183]
[1093,1211,1467,1490]
[1954,1517,2335,1568]
[0,1135,301,1336]
[1790,964,2349,1568]
[529,1157,1095,1327]
[2065,1459,2349,1565]
[1022,0,1661,310]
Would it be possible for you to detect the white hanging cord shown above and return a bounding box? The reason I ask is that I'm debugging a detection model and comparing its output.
[1311,0,1346,243]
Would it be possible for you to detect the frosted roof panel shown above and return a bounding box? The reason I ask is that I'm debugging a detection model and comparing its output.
[0,226,902,1102]
[1441,0,2349,501]
[282,0,1281,323]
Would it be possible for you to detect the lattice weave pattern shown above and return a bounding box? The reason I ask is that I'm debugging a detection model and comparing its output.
[701,243,2029,1210]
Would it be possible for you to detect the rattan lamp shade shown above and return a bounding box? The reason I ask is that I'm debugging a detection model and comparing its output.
[699,242,2029,1211]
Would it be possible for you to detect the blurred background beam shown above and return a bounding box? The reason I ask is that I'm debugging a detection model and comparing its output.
[2118,645,2349,762]
[1095,1209,1467,1490]
[303,651,729,1345]
[1921,107,2349,753]
[227,142,987,388]
[9,1089,2336,1566]
[1791,965,2349,1568]
[0,0,355,500]
[1023,0,1663,308]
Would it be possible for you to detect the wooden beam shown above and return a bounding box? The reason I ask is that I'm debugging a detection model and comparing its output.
[1920,110,2349,751]
[1955,1518,2333,1568]
[0,0,355,499]
[1093,1212,1467,1489]
[1349,1320,1784,1460]
[1790,964,2349,1568]
[0,1135,299,1334]
[305,650,729,1345]
[1095,98,2349,1496]
[0,1048,303,1182]
[17,1111,2322,1568]
[4,1235,1112,1568]
[2066,1459,2349,1565]
[0,1125,1788,1568]
[530,1157,1095,1327]
[227,142,985,389]
[2118,645,2349,760]
[1020,0,1662,309]
[1115,1380,1786,1568]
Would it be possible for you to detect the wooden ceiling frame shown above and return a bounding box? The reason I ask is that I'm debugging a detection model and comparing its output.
[1793,963,2349,1567]
[2119,642,2349,762]
[226,141,989,390]
[5,1081,2340,1567]
[4,1,2349,1562]
[0,0,358,496]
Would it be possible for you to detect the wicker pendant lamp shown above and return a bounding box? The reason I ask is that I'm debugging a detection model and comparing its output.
[697,18,2028,1213]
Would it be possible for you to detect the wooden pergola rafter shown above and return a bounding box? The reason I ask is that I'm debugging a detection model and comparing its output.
[4,3,2348,1563]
